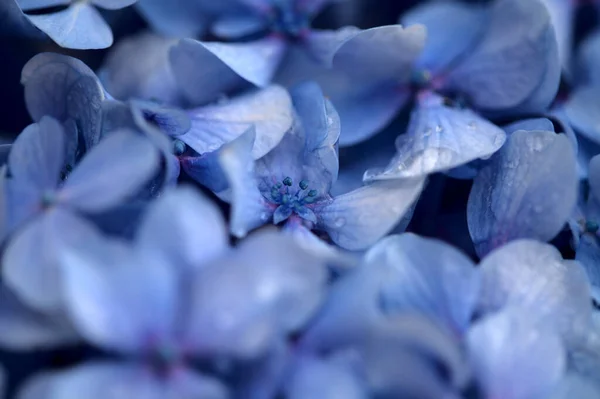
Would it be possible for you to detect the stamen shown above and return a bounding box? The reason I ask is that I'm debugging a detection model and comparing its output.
[283,177,293,186]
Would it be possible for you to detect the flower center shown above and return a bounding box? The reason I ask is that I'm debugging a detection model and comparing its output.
[267,177,319,224]
[268,2,309,38]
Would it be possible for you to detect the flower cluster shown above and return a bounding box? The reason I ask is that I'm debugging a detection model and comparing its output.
[0,0,600,398]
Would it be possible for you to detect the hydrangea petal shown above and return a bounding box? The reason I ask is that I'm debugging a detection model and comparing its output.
[550,374,600,399]
[8,117,65,196]
[135,0,209,37]
[467,310,565,399]
[170,37,287,105]
[90,0,137,10]
[364,234,479,334]
[578,28,600,86]
[503,117,555,135]
[211,15,267,39]
[0,284,77,350]
[99,33,182,105]
[316,179,424,250]
[477,240,592,345]
[184,230,326,358]
[61,241,177,353]
[136,187,227,270]
[401,0,487,74]
[22,53,104,149]
[58,131,160,212]
[364,93,506,180]
[182,86,293,158]
[589,155,600,201]
[446,0,557,110]
[467,130,577,256]
[130,100,191,137]
[564,87,600,145]
[286,356,367,399]
[302,27,361,66]
[331,25,426,84]
[218,127,272,237]
[3,209,102,313]
[16,0,69,11]
[25,3,113,49]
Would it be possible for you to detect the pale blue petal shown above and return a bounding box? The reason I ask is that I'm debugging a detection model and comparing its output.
[446,0,557,111]
[22,53,104,149]
[286,356,367,399]
[170,37,287,105]
[364,93,505,180]
[316,179,424,250]
[564,87,600,145]
[589,155,600,201]
[364,233,479,334]
[136,186,228,269]
[467,131,578,256]
[20,363,229,399]
[541,0,574,77]
[180,152,229,193]
[363,316,468,396]
[182,86,293,158]
[16,0,69,11]
[8,117,65,196]
[136,0,209,38]
[211,15,267,39]
[90,0,137,10]
[303,27,361,66]
[401,0,488,74]
[273,206,293,224]
[62,242,177,353]
[0,0,43,37]
[58,131,160,212]
[99,32,183,105]
[3,209,102,313]
[331,25,426,84]
[184,230,327,358]
[574,234,600,289]
[478,240,592,345]
[578,28,600,86]
[467,310,565,399]
[26,3,113,49]
[503,117,555,136]
[218,127,272,237]
[130,100,191,137]
[0,284,77,350]
[550,374,600,399]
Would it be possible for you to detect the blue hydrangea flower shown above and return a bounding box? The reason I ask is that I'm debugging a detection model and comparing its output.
[467,129,578,257]
[5,0,137,49]
[217,82,424,250]
[18,186,328,398]
[2,117,159,313]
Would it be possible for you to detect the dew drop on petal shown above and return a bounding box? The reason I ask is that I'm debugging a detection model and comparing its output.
[435,125,443,133]
[334,217,346,228]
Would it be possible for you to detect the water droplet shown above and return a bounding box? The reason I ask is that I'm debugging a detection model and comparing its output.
[334,217,346,228]
[363,169,380,181]
[327,116,334,126]
[423,128,432,137]
[260,212,270,221]
[435,125,443,133]
[493,134,505,147]
[467,122,476,129]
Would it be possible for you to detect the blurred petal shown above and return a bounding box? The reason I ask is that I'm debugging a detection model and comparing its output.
[302,27,361,66]
[22,53,104,149]
[130,100,191,137]
[3,209,101,313]
[401,1,487,74]
[26,3,113,49]
[170,37,286,105]
[99,32,183,105]
[364,93,505,180]
[564,87,600,145]
[62,241,177,353]
[0,284,77,350]
[331,25,426,84]
[467,130,577,256]
[477,240,592,345]
[8,117,64,196]
[182,86,293,158]
[467,310,565,399]
[550,374,600,399]
[58,131,160,212]
[589,155,600,201]
[316,179,424,250]
[211,15,267,39]
[446,0,558,111]
[578,28,600,86]
[136,186,228,269]
[136,0,209,38]
[16,0,69,11]
[503,117,555,135]
[364,234,479,334]
[90,0,137,10]
[218,127,272,237]
[286,356,367,399]
[184,230,327,358]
